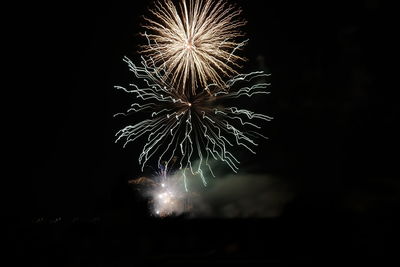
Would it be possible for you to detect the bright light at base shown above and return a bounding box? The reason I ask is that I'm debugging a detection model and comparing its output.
[150,173,188,217]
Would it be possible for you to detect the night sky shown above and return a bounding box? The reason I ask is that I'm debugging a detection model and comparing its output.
[8,0,397,265]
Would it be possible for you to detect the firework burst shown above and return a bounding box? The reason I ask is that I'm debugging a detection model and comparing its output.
[115,57,271,190]
[141,0,247,95]
[115,0,271,196]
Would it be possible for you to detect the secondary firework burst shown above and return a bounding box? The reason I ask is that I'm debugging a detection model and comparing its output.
[129,159,193,216]
[151,163,190,216]
[141,0,247,95]
[115,56,271,191]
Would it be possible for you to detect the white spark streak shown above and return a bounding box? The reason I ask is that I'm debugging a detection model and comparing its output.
[115,56,271,190]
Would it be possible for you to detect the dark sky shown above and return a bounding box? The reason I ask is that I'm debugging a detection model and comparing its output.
[11,0,395,216]
[8,0,399,264]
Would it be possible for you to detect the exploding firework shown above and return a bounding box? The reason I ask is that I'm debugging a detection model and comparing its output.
[141,0,247,94]
[151,164,189,217]
[129,160,192,216]
[115,56,271,190]
[115,0,271,199]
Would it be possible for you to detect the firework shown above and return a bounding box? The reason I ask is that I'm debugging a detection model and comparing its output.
[129,160,192,216]
[115,0,271,196]
[152,164,189,216]
[115,56,271,190]
[141,0,247,95]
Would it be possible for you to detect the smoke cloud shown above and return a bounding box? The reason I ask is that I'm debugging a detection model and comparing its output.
[188,172,293,218]
[138,159,294,218]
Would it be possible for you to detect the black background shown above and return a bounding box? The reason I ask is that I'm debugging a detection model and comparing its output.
[7,0,398,265]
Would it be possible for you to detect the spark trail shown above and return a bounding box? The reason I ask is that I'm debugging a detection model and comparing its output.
[115,56,272,190]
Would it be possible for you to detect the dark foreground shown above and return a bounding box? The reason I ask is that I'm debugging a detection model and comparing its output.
[8,211,398,266]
